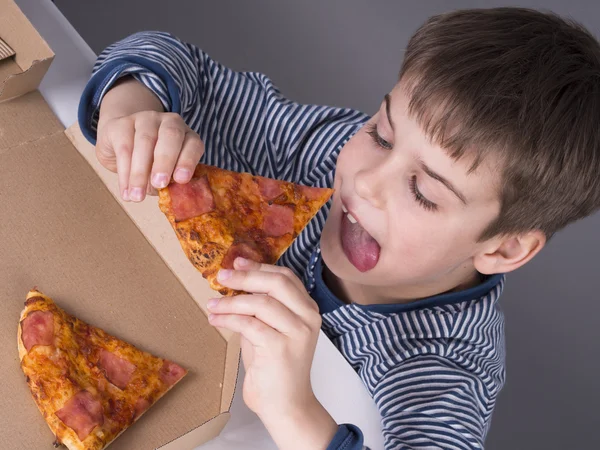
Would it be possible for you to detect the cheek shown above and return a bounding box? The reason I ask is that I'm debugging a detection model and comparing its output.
[384,211,475,274]
[335,129,374,180]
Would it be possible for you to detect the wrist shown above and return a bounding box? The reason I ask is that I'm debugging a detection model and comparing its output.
[259,394,338,450]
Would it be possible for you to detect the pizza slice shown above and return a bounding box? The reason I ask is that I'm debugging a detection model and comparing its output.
[158,163,333,296]
[18,290,187,450]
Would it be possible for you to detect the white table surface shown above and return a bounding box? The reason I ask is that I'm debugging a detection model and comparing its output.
[14,1,384,449]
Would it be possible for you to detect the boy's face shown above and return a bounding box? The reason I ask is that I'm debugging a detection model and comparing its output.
[320,83,502,298]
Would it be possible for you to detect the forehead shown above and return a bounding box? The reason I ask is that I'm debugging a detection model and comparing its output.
[384,82,502,205]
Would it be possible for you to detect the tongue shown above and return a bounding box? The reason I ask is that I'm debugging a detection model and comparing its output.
[341,214,380,272]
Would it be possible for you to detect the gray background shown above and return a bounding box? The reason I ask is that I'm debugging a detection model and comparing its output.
[54,1,599,449]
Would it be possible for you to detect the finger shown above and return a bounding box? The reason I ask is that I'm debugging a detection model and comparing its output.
[233,258,306,292]
[207,294,299,333]
[240,336,253,370]
[150,115,187,189]
[95,126,118,172]
[173,132,204,184]
[129,116,160,202]
[146,180,158,196]
[105,119,135,201]
[217,269,314,317]
[208,313,279,348]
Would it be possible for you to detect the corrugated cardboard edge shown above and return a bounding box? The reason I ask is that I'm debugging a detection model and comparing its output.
[0,57,53,102]
[0,0,55,68]
[64,123,241,443]
[159,412,231,450]
[221,332,241,412]
[0,0,55,101]
[0,38,15,61]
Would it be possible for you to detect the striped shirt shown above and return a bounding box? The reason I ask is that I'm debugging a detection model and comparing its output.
[79,31,506,450]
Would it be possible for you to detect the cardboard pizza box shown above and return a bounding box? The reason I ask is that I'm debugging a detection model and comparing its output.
[0,0,240,448]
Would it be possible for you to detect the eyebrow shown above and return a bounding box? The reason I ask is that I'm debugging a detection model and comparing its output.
[384,94,395,132]
[419,161,468,205]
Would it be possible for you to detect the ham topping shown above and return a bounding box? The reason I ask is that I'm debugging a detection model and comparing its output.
[258,177,284,201]
[221,242,265,269]
[159,360,187,386]
[97,349,136,390]
[21,310,54,352]
[134,397,151,419]
[55,390,104,441]
[169,176,215,221]
[263,204,294,237]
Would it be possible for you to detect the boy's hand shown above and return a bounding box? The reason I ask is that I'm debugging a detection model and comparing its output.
[96,77,204,202]
[207,258,338,450]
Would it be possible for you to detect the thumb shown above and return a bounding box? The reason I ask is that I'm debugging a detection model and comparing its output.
[95,127,118,173]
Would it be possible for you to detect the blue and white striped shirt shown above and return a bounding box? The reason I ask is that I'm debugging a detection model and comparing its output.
[79,31,506,450]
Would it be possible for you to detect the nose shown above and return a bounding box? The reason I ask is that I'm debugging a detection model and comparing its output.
[354,162,388,208]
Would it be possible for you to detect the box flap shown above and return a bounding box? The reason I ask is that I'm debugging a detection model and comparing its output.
[65,124,238,343]
[0,90,63,152]
[65,121,242,410]
[0,92,231,450]
[0,0,55,101]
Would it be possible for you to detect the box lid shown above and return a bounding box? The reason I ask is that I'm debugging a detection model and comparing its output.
[0,1,239,448]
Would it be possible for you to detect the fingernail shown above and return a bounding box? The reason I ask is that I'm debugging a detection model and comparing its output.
[217,269,232,281]
[122,188,130,201]
[152,173,169,189]
[208,313,216,321]
[174,168,191,183]
[207,298,219,309]
[129,187,143,202]
[235,257,249,267]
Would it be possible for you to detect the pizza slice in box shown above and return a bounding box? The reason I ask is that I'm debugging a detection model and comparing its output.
[18,290,186,450]
[158,163,333,296]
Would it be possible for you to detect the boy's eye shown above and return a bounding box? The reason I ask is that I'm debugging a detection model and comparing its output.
[366,123,393,150]
[409,175,438,212]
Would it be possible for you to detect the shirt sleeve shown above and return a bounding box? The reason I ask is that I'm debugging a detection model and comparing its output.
[327,424,368,450]
[78,31,368,184]
[373,355,495,450]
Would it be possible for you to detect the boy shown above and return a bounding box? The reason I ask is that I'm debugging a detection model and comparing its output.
[78,7,600,450]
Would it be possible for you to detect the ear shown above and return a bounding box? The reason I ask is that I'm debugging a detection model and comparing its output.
[474,230,546,275]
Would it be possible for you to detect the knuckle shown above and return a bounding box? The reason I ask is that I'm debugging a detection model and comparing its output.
[104,116,123,130]
[181,137,204,160]
[141,110,160,121]
[279,266,295,279]
[273,273,291,290]
[165,112,183,122]
[160,125,185,140]
[246,317,262,333]
[115,142,132,156]
[136,131,158,145]
[297,322,313,338]
[311,313,322,329]
[189,135,204,151]
[256,295,271,309]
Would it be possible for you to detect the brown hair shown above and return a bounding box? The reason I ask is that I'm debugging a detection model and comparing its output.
[399,7,600,240]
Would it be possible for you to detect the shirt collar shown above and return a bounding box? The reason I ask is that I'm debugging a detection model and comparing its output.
[311,252,504,315]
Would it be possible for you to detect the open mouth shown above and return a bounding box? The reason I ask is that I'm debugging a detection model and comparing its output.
[340,203,381,272]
